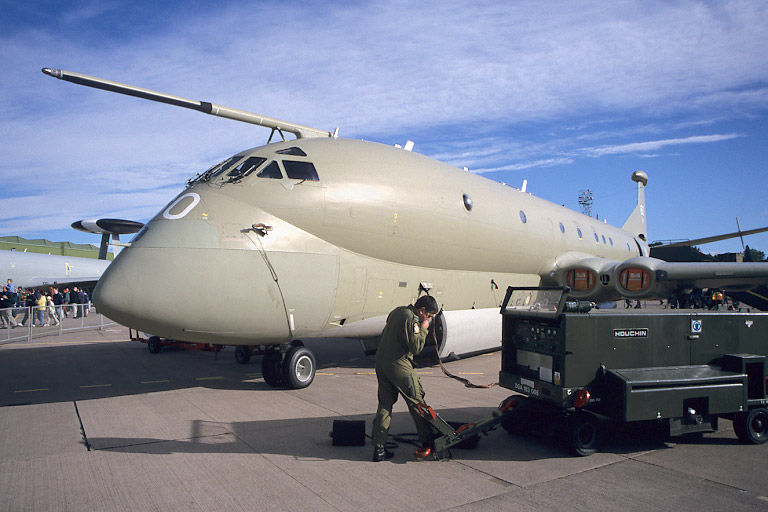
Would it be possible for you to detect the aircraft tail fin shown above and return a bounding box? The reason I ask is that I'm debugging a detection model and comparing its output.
[621,171,648,243]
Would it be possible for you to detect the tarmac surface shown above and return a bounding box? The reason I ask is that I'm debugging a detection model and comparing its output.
[1,323,767,511]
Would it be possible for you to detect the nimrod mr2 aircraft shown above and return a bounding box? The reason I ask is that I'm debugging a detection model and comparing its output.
[43,68,768,389]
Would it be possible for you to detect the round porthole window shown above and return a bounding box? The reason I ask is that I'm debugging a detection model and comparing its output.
[519,210,527,224]
[462,193,473,211]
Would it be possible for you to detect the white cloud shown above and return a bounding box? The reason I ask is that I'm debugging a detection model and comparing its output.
[584,133,742,157]
[2,0,768,239]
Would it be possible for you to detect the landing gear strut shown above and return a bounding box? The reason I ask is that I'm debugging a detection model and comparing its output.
[261,341,316,389]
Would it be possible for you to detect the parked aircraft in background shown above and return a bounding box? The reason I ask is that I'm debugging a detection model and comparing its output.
[43,68,768,389]
[1,218,143,289]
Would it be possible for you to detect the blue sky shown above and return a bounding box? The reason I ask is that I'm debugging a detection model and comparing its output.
[2,0,767,256]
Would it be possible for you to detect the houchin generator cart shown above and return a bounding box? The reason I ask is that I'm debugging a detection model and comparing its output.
[497,286,768,456]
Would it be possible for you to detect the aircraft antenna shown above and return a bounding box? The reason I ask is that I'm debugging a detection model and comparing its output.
[42,68,332,139]
[736,217,746,251]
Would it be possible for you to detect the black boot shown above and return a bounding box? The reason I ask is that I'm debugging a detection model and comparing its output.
[372,446,394,462]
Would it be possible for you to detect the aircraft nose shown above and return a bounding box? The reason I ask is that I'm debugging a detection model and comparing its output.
[94,221,292,343]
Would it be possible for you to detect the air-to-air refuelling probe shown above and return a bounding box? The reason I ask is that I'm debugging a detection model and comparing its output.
[43,68,768,389]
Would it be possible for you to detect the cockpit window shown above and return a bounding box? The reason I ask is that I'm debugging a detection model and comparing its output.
[283,160,319,181]
[256,161,283,179]
[187,155,243,186]
[226,157,267,181]
[208,156,242,179]
[276,147,307,157]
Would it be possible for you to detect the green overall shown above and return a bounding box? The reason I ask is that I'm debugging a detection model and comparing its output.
[371,305,434,448]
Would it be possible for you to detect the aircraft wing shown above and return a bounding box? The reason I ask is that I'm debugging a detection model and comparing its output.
[550,255,768,302]
[653,226,768,248]
[20,276,102,289]
[654,261,768,291]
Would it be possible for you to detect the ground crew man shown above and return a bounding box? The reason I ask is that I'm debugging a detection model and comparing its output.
[372,295,439,462]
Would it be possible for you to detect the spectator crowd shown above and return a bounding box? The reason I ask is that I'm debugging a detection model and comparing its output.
[0,278,91,328]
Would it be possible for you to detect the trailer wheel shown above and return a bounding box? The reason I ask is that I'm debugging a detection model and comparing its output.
[564,412,599,456]
[500,396,530,435]
[734,407,768,444]
[235,345,251,365]
[148,336,162,354]
[262,348,284,388]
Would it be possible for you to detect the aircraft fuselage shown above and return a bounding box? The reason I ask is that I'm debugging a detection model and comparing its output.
[94,138,645,344]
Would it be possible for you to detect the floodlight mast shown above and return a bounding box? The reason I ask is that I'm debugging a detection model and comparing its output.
[41,68,332,139]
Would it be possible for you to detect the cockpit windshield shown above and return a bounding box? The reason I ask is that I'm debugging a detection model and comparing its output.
[186,150,320,188]
[186,155,242,187]
[256,161,282,179]
[224,156,267,183]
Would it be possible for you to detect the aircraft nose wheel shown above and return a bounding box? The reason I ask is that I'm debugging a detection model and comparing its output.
[282,345,316,389]
[261,344,317,389]
[262,348,284,387]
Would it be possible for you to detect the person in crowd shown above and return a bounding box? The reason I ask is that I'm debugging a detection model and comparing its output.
[18,290,34,326]
[71,286,83,318]
[46,294,59,326]
[34,291,46,327]
[62,287,71,318]
[0,290,18,328]
[52,287,63,322]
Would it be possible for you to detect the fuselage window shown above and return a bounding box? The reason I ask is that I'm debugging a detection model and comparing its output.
[593,232,599,243]
[577,227,583,240]
[463,193,473,211]
[602,235,606,244]
[559,222,565,233]
[227,156,267,180]
[276,147,308,157]
[609,237,613,246]
[626,242,631,251]
[519,210,527,224]
[283,160,319,181]
[257,161,283,179]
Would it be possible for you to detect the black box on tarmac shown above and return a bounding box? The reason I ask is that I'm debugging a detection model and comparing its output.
[498,287,768,455]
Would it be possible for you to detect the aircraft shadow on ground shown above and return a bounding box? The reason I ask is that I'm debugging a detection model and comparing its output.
[0,337,374,407]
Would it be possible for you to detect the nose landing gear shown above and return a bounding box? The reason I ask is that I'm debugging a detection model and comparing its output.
[261,341,316,389]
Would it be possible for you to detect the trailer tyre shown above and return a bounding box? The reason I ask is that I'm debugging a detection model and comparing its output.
[235,345,251,365]
[564,412,599,456]
[148,336,162,354]
[734,407,768,444]
[500,396,530,435]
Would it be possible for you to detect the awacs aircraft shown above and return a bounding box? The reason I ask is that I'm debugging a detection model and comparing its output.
[2,218,143,289]
[43,68,768,389]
